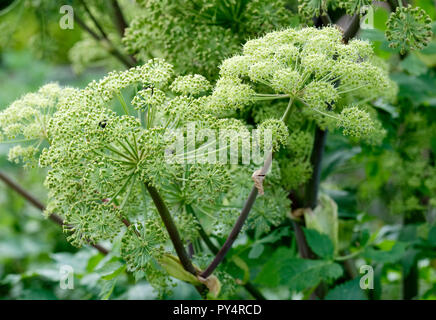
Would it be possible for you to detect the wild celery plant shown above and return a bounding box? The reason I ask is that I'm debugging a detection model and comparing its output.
[122,0,297,78]
[212,26,397,189]
[0,26,397,298]
[198,26,397,279]
[0,57,286,297]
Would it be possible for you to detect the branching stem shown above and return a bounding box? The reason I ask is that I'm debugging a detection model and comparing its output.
[0,171,109,255]
[201,98,295,278]
[186,205,267,300]
[74,1,135,68]
[145,183,198,276]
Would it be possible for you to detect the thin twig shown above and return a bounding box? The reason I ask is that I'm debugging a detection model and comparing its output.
[74,2,135,68]
[201,187,259,278]
[0,171,109,255]
[110,0,129,37]
[109,0,137,64]
[74,15,102,41]
[79,0,109,39]
[74,14,134,68]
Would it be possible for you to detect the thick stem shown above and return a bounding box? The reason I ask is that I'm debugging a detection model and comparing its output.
[186,205,266,300]
[292,221,314,259]
[342,14,360,44]
[0,171,109,255]
[304,128,328,209]
[402,213,424,299]
[201,99,295,278]
[145,184,197,275]
[201,186,258,278]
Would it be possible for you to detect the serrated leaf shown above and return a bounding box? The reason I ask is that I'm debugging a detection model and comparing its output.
[325,279,367,300]
[255,248,343,292]
[99,279,117,300]
[303,228,334,259]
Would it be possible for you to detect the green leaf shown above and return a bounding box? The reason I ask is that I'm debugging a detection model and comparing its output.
[248,243,265,259]
[304,194,339,254]
[158,254,201,285]
[99,279,117,300]
[95,259,125,280]
[255,248,343,292]
[325,279,367,300]
[400,53,428,76]
[230,256,250,284]
[303,228,334,259]
[248,227,291,259]
[428,226,436,246]
[362,242,408,264]
[86,253,105,273]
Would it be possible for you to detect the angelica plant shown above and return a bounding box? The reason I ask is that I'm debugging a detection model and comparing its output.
[0,23,401,298]
[195,26,400,280]
[122,0,297,78]
[1,53,290,297]
[211,26,396,189]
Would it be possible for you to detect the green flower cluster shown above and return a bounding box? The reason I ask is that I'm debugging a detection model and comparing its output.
[298,0,329,20]
[0,26,405,294]
[215,26,396,138]
[0,57,286,290]
[122,0,296,78]
[0,83,72,167]
[386,5,433,54]
[337,0,372,16]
